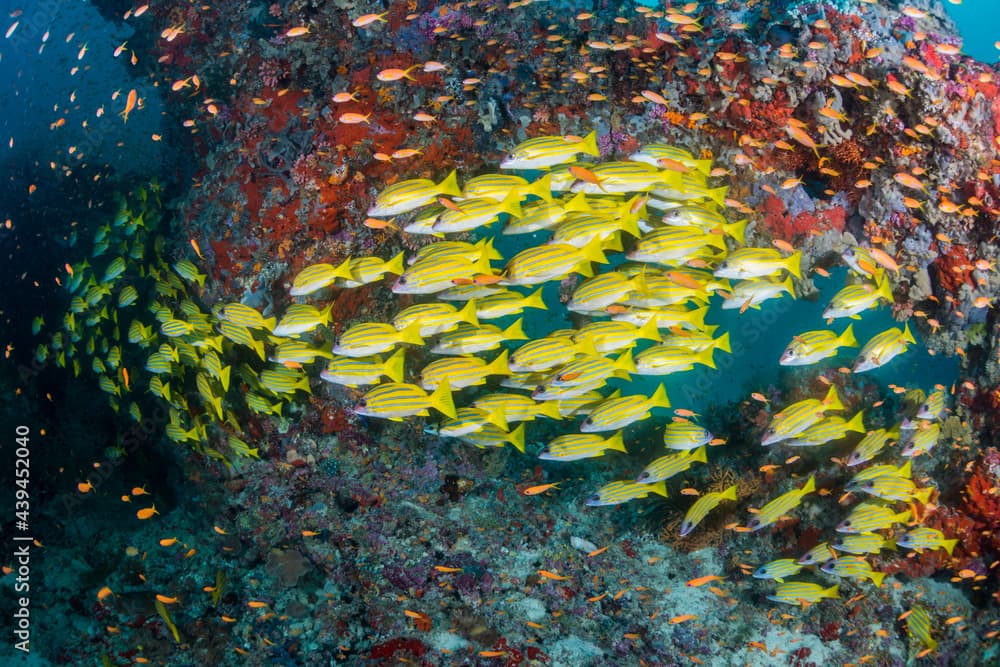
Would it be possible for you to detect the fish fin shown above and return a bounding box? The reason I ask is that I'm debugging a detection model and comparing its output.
[801,475,817,495]
[785,251,803,279]
[823,584,841,599]
[486,349,510,376]
[579,236,608,265]
[488,406,508,432]
[692,159,713,175]
[914,487,934,505]
[437,169,462,197]
[721,484,738,502]
[714,331,731,353]
[724,219,747,245]
[507,423,526,453]
[263,317,277,331]
[697,346,717,369]
[943,538,957,556]
[536,400,562,420]
[500,189,523,218]
[649,481,669,498]
[457,298,480,327]
[846,410,866,433]
[636,315,662,342]
[902,322,916,345]
[503,317,528,341]
[613,349,636,375]
[690,446,708,465]
[320,303,335,326]
[384,251,406,276]
[823,385,845,411]
[650,384,671,410]
[564,191,591,212]
[525,173,553,203]
[869,571,886,588]
[707,185,728,207]
[397,321,425,346]
[876,275,894,303]
[333,257,354,280]
[602,231,624,253]
[896,459,913,479]
[580,130,600,157]
[383,348,406,383]
[895,509,912,524]
[839,323,859,348]
[688,305,709,330]
[525,286,547,311]
[428,380,457,419]
[606,431,628,452]
[220,365,231,392]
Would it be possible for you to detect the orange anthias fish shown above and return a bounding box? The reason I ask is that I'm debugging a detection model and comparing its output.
[120,89,138,123]
[522,482,560,496]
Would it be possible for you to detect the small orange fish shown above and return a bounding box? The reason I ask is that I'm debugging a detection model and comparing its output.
[247,600,269,608]
[331,91,359,103]
[522,482,560,496]
[301,530,320,537]
[159,537,178,547]
[351,12,387,28]
[538,569,571,581]
[687,575,723,587]
[666,271,702,291]
[569,165,604,190]
[363,217,397,230]
[377,65,420,82]
[155,594,179,604]
[434,565,463,573]
[338,112,371,124]
[131,486,148,496]
[190,238,204,259]
[136,506,158,520]
[78,480,94,493]
[670,614,697,624]
[97,586,114,601]
[479,651,505,658]
[751,392,769,403]
[285,26,310,37]
[772,239,795,253]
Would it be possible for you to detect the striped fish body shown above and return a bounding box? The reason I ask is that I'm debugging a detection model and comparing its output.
[368,170,461,217]
[611,305,708,331]
[781,411,865,447]
[433,192,522,233]
[846,428,898,466]
[659,329,730,353]
[462,173,549,201]
[499,371,549,391]
[437,283,505,302]
[679,484,737,537]
[917,390,945,420]
[662,421,713,450]
[822,277,893,319]
[853,323,916,372]
[849,473,929,503]
[896,527,957,555]
[500,131,600,170]
[475,287,547,319]
[554,390,605,418]
[568,272,640,313]
[410,238,502,265]
[906,607,937,653]
[780,324,858,366]
[508,335,581,373]
[832,533,891,555]
[290,260,353,296]
[218,303,276,331]
[636,446,707,484]
[457,422,525,453]
[570,162,682,194]
[273,303,333,337]
[586,479,668,506]
[575,319,661,354]
[260,366,311,396]
[623,274,708,308]
[547,162,595,192]
[320,349,405,387]
[503,199,572,234]
[392,300,479,337]
[393,255,490,294]
[332,322,423,357]
[626,226,726,264]
[635,344,715,375]
[748,475,815,531]
[768,582,839,607]
[628,144,713,174]
[752,558,804,582]
[762,387,844,445]
[473,392,561,423]
[901,422,940,457]
[797,542,837,566]
[430,319,527,355]
[539,431,626,461]
[354,381,456,420]
[419,349,509,390]
[502,239,607,286]
[714,248,803,280]
[821,556,885,587]
[721,276,795,310]
[532,377,608,401]
[336,253,406,288]
[437,407,504,437]
[550,199,641,247]
[118,285,139,307]
[836,503,910,534]
[580,384,670,432]
[542,352,634,389]
[272,340,335,364]
[403,207,447,236]
[217,321,265,360]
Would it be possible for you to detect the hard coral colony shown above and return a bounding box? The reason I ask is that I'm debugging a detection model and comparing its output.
[12,0,1000,665]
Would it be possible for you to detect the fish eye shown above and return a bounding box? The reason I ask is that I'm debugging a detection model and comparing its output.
[397,277,407,284]
[358,399,367,407]
[748,518,759,528]
[587,494,600,503]
[637,472,649,482]
[582,417,591,426]
[842,520,852,528]
[535,385,545,393]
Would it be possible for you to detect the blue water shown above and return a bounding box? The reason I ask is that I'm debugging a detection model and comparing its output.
[945,0,999,62]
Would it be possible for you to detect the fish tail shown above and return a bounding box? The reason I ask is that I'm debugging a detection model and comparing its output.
[525,173,553,202]
[320,302,334,326]
[487,406,509,431]
[692,159,713,175]
[575,335,599,358]
[943,538,957,556]
[219,365,231,391]
[457,299,480,327]
[707,185,728,207]
[505,423,525,453]
[428,380,456,419]
[486,348,510,376]
[481,237,504,261]
[580,236,609,265]
[785,251,803,279]
[894,509,912,525]
[902,322,916,345]
[876,275,894,303]
[333,257,354,280]
[580,130,600,157]
[602,231,624,253]
[690,446,708,465]
[823,584,840,599]
[725,219,747,245]
[524,286,547,311]
[437,169,462,198]
[660,169,684,190]
[606,431,628,452]
[839,323,859,348]
[636,315,662,342]
[870,570,886,588]
[688,305,709,330]
[536,400,562,420]
[823,385,844,411]
[696,346,717,369]
[649,480,669,498]
[397,321,425,346]
[382,348,406,383]
[650,384,671,410]
[500,189,523,218]
[801,474,816,495]
[714,331,731,353]
[846,410,866,433]
[250,339,266,361]
[565,191,591,211]
[914,487,934,505]
[502,317,528,341]
[614,348,637,374]
[384,251,405,277]
[720,484,738,502]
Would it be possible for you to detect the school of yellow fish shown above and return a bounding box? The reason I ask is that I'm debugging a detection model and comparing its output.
[38,128,954,655]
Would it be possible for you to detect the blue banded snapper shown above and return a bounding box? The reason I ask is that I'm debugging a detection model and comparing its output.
[720,276,795,311]
[906,606,937,655]
[499,131,600,170]
[509,334,594,373]
[367,169,461,217]
[610,304,709,331]
[391,300,479,337]
[628,144,713,175]
[901,422,941,457]
[747,475,815,532]
[837,503,911,534]
[895,527,957,555]
[621,274,710,309]
[474,287,547,319]
[580,385,670,432]
[430,319,528,355]
[419,349,510,390]
[679,484,737,537]
[779,324,858,366]
[820,556,886,587]
[392,254,493,295]
[634,343,716,375]
[538,351,634,390]
[432,191,523,234]
[760,385,844,446]
[636,446,707,484]
[585,479,668,507]
[320,349,406,387]
[849,460,912,485]
[625,225,727,265]
[767,582,839,607]
[437,283,505,302]
[290,259,354,296]
[431,407,509,438]
[662,421,714,450]
[916,389,946,421]
[567,271,645,313]
[853,323,916,373]
[501,238,608,285]
[272,303,334,337]
[574,319,661,354]
[569,161,682,195]
[832,532,896,556]
[354,381,456,420]
[502,193,589,235]
[472,393,561,424]
[456,422,526,453]
[822,277,894,319]
[752,558,804,583]
[408,238,503,266]
[259,366,311,396]
[335,253,406,288]
[332,321,423,357]
[778,411,866,448]
[797,542,838,566]
[461,172,552,203]
[713,248,802,280]
[217,302,276,331]
[271,339,334,365]
[538,431,627,461]
[846,427,901,466]
[554,390,606,418]
[849,474,934,503]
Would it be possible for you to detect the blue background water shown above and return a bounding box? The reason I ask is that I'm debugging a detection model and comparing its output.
[944,0,999,62]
